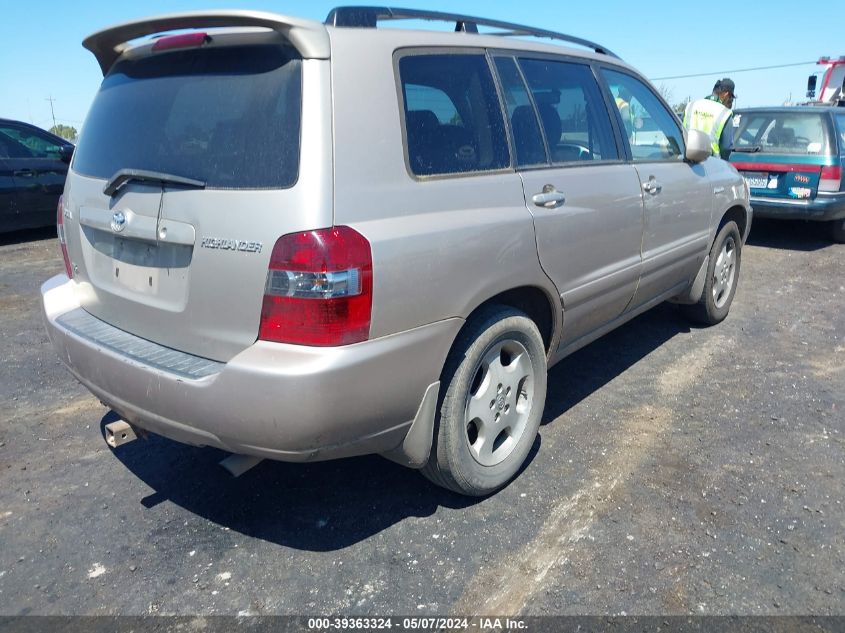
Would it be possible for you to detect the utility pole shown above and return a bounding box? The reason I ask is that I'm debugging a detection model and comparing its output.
[46,95,57,130]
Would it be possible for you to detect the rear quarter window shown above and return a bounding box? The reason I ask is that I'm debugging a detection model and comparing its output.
[73,44,302,189]
[398,53,510,177]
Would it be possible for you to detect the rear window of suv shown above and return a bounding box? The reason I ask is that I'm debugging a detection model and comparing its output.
[734,111,830,156]
[73,44,302,189]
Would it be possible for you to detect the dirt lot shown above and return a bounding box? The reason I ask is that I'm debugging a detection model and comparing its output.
[0,220,843,617]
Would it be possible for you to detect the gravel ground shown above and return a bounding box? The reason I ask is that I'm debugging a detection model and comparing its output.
[0,220,842,617]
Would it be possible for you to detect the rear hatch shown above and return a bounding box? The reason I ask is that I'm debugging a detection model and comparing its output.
[63,28,332,362]
[731,110,837,200]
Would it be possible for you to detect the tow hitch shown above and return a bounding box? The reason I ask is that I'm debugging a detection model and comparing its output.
[104,420,137,448]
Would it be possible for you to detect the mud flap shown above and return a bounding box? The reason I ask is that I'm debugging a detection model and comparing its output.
[668,255,709,306]
[380,381,440,469]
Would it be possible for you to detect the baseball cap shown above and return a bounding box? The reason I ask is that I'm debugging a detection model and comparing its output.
[716,78,737,98]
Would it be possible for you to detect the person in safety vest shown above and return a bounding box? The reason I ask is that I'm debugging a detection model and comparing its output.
[614,85,635,140]
[683,78,736,160]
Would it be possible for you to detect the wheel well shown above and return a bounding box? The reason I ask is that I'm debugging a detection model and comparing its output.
[469,287,555,352]
[719,205,748,240]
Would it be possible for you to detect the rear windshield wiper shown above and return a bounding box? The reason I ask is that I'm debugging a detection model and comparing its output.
[732,145,762,153]
[104,169,206,197]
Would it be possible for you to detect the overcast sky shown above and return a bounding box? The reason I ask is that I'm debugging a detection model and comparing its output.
[1,0,841,132]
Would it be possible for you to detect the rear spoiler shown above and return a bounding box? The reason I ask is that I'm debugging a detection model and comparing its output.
[82,10,330,75]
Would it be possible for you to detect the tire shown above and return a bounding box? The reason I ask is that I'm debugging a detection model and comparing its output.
[682,221,742,326]
[828,219,845,244]
[421,306,547,496]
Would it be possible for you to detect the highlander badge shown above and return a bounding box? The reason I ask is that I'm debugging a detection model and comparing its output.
[200,237,263,254]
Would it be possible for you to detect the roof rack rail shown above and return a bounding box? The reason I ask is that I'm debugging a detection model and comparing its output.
[324,6,620,59]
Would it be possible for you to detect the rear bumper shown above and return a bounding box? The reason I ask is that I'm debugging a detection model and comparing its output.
[750,192,845,221]
[41,275,461,463]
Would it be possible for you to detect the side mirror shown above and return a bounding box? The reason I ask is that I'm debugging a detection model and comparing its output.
[684,129,711,163]
[806,75,818,99]
[58,145,74,164]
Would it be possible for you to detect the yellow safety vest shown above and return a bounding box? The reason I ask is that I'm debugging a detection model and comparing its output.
[615,96,634,137]
[683,98,732,156]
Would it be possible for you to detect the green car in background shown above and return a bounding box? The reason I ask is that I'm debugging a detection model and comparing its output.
[730,106,845,242]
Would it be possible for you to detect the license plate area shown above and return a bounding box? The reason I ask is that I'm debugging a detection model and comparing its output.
[742,171,769,189]
[113,240,163,294]
[108,236,193,295]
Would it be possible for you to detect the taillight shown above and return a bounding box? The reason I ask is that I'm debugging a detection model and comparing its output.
[56,195,73,278]
[151,32,210,52]
[820,165,842,192]
[258,226,372,346]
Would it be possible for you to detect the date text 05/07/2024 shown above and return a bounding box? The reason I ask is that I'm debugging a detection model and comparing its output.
[306,617,528,630]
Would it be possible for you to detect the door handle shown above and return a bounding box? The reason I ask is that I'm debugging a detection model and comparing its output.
[13,169,35,178]
[642,178,662,195]
[532,185,566,209]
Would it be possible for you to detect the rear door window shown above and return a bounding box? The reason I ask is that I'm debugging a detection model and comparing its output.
[518,58,618,164]
[734,112,829,155]
[399,53,510,177]
[73,44,302,189]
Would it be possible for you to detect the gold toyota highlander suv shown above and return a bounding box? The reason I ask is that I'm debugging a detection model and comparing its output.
[42,7,751,495]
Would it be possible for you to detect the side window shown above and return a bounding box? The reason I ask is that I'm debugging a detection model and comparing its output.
[399,53,509,177]
[494,56,547,168]
[404,85,461,125]
[0,125,61,159]
[518,58,618,164]
[601,69,684,162]
[837,115,845,154]
[0,126,37,159]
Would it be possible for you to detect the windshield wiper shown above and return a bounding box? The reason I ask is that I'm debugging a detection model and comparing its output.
[732,146,762,153]
[104,169,206,197]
